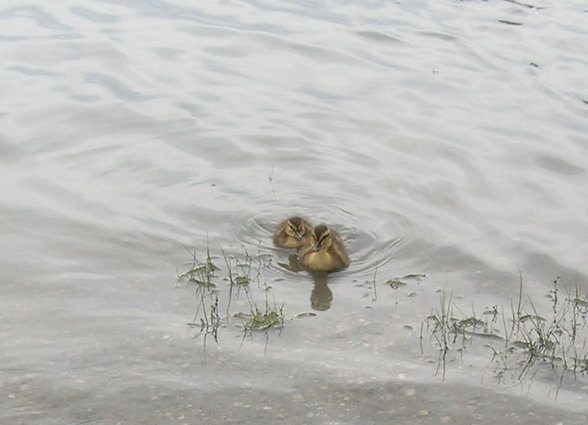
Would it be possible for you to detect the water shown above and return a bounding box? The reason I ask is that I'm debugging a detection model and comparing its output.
[1,0,588,423]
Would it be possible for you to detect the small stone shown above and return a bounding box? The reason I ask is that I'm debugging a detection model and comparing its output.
[441,416,451,423]
[418,410,428,416]
[404,388,415,397]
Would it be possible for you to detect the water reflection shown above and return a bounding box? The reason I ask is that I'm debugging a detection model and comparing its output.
[309,272,333,311]
[277,253,333,311]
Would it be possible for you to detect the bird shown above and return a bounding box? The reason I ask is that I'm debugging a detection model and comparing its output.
[299,224,350,272]
[272,216,313,249]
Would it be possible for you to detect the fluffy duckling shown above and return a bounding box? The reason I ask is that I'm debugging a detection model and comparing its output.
[299,224,350,272]
[272,216,313,249]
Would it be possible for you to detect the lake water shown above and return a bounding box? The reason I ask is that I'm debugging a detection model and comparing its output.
[1,0,588,424]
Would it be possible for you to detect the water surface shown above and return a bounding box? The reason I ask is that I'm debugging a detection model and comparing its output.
[1,0,588,423]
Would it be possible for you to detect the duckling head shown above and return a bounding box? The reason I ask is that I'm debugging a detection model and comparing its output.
[312,224,332,252]
[285,216,307,241]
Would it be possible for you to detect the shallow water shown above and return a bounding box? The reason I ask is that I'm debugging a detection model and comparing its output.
[2,0,588,423]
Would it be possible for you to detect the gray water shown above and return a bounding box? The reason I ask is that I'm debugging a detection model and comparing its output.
[2,0,588,424]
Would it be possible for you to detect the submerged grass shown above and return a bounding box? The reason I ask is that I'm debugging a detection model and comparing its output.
[239,287,285,356]
[423,273,588,391]
[422,285,502,380]
[240,284,285,334]
[178,247,222,359]
[178,243,587,391]
[178,244,284,358]
[178,247,219,289]
[500,275,588,388]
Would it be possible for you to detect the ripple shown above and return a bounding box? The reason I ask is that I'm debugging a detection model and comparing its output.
[345,231,408,276]
[231,205,414,280]
[85,72,154,102]
[233,210,276,250]
[1,5,72,31]
[70,6,120,24]
[535,154,585,176]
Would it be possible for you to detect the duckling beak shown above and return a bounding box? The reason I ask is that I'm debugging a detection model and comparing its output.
[313,242,321,252]
[294,231,303,241]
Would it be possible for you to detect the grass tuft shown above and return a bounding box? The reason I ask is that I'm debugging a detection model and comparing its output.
[422,274,588,391]
[178,247,219,289]
[178,244,283,358]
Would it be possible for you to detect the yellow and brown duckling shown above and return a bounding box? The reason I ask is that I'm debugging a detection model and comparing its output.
[299,224,350,272]
[272,216,313,249]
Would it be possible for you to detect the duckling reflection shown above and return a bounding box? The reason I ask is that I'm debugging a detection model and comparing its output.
[272,216,313,249]
[275,256,333,311]
[310,272,332,311]
[299,224,350,272]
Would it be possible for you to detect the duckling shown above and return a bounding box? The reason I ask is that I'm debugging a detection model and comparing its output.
[299,224,350,272]
[272,216,313,249]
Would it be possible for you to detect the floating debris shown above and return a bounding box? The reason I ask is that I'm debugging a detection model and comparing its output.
[384,279,407,289]
[400,273,427,280]
[498,19,522,26]
[383,273,426,290]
